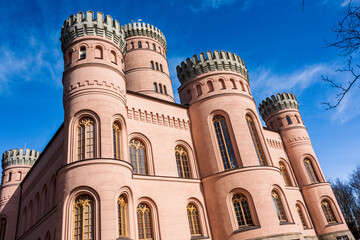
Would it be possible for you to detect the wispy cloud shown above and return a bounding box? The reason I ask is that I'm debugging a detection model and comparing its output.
[190,0,239,13]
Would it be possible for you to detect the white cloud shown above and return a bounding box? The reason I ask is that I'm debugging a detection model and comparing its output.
[190,0,241,13]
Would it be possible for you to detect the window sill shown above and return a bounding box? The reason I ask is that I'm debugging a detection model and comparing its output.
[279,221,295,225]
[325,222,342,227]
[191,236,210,240]
[117,237,133,240]
[233,225,261,233]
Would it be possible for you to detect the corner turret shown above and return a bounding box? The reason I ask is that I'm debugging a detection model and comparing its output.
[123,21,174,102]
[2,148,40,169]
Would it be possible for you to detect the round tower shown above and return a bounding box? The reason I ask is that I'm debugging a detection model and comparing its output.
[123,22,174,102]
[259,93,353,239]
[0,148,40,240]
[177,51,306,239]
[58,11,134,239]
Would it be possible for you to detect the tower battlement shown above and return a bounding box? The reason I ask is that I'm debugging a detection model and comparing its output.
[258,92,299,121]
[123,22,167,53]
[176,50,248,85]
[60,11,126,53]
[2,148,40,169]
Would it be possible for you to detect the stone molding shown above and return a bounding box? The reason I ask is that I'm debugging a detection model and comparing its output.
[126,107,190,130]
[258,92,299,121]
[176,50,248,84]
[60,11,126,54]
[123,22,167,53]
[266,138,284,150]
[2,148,40,168]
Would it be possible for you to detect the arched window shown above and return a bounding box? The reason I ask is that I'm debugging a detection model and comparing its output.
[7,172,11,182]
[45,232,50,240]
[246,115,266,165]
[321,200,337,224]
[151,61,155,70]
[159,84,163,94]
[207,81,214,92]
[240,81,245,91]
[0,218,7,240]
[152,43,156,51]
[164,85,167,95]
[68,51,72,65]
[231,79,237,89]
[155,62,159,71]
[74,194,94,240]
[111,50,117,64]
[271,191,287,222]
[246,84,251,94]
[95,46,103,59]
[187,204,201,236]
[131,42,134,49]
[304,159,319,183]
[16,171,22,181]
[113,122,121,159]
[219,79,226,89]
[286,115,292,125]
[129,139,147,175]
[137,203,152,239]
[138,41,142,48]
[175,146,191,178]
[118,195,127,237]
[279,162,292,186]
[296,205,307,228]
[146,42,150,48]
[153,82,158,92]
[196,85,202,96]
[187,89,192,101]
[79,46,86,59]
[295,115,301,124]
[77,117,95,160]
[232,194,253,227]
[213,115,238,170]
[160,64,163,72]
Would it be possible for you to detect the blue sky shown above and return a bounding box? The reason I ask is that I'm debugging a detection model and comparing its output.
[0,0,359,181]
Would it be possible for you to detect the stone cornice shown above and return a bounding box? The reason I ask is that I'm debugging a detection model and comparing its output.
[258,92,299,121]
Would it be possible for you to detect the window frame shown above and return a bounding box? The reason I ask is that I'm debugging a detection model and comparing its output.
[0,217,7,240]
[303,158,321,184]
[321,199,339,224]
[175,145,192,178]
[245,114,267,166]
[271,189,290,223]
[113,121,122,160]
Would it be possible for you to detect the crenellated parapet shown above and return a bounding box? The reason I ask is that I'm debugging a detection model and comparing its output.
[258,92,299,121]
[2,148,40,169]
[60,11,126,54]
[176,50,248,84]
[123,22,167,53]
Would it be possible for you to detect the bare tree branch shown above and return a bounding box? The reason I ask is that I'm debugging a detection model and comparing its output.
[323,0,360,109]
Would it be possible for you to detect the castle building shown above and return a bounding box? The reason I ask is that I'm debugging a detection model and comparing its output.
[0,11,354,240]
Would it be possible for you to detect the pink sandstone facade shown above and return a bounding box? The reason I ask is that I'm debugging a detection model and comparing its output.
[0,11,354,240]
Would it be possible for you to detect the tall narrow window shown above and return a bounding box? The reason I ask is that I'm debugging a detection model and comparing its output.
[207,81,214,92]
[137,203,152,240]
[0,218,6,240]
[153,82,158,92]
[321,200,337,224]
[118,195,127,237]
[68,51,72,65]
[95,46,103,59]
[232,194,254,227]
[151,61,155,70]
[187,204,201,236]
[153,43,156,51]
[246,115,266,165]
[129,139,147,175]
[164,85,167,95]
[131,42,134,49]
[160,64,163,72]
[138,41,142,48]
[175,146,191,178]
[187,89,192,101]
[111,50,117,64]
[304,159,319,183]
[79,46,86,59]
[271,191,287,222]
[74,194,94,240]
[213,115,238,170]
[240,81,245,91]
[279,162,292,186]
[231,79,237,89]
[286,115,292,125]
[155,63,159,71]
[77,117,95,160]
[196,85,202,96]
[159,84,163,93]
[8,172,12,182]
[296,205,307,228]
[113,122,121,159]
[219,79,226,89]
[295,115,301,124]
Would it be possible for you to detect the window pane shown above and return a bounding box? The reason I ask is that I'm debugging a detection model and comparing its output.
[187,204,201,236]
[246,115,266,165]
